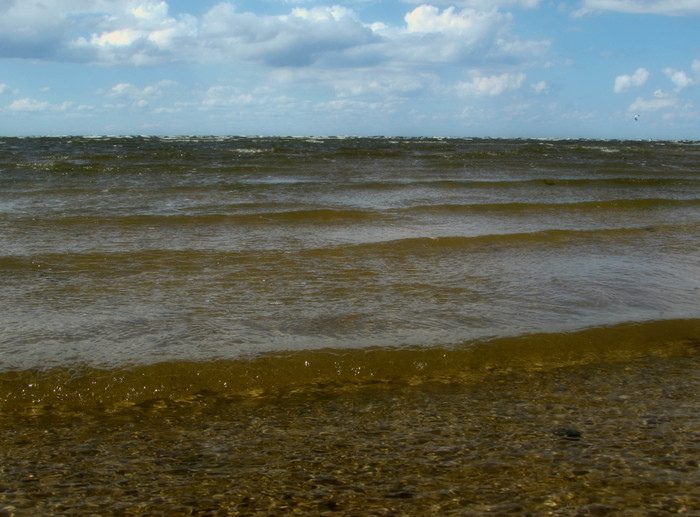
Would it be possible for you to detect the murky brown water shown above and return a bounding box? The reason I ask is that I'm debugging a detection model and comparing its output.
[1,137,699,515]
[2,137,699,369]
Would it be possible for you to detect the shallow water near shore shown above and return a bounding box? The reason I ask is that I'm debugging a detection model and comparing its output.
[2,321,700,516]
[1,136,699,514]
[2,137,699,369]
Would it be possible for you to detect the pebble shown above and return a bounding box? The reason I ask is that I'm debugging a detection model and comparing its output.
[553,426,582,440]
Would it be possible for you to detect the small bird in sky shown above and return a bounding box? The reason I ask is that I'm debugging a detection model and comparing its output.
[634,114,640,121]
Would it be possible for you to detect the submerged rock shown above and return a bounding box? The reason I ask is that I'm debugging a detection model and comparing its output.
[553,426,582,440]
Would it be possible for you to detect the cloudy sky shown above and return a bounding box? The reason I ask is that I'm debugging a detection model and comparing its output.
[1,0,698,138]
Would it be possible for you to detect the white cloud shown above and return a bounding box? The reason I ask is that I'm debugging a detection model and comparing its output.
[576,0,700,16]
[327,68,434,98]
[664,67,694,90]
[382,5,548,66]
[90,29,143,47]
[693,60,700,77]
[316,98,394,115]
[0,1,548,70]
[628,94,678,113]
[199,3,374,67]
[105,83,138,98]
[72,1,198,65]
[0,1,553,133]
[404,0,541,7]
[401,5,515,60]
[200,86,256,109]
[7,98,51,112]
[456,72,526,97]
[132,1,169,21]
[531,80,548,94]
[199,85,297,113]
[0,84,11,94]
[289,5,354,22]
[6,97,72,112]
[196,3,549,70]
[0,0,191,60]
[98,79,178,111]
[459,105,496,120]
[102,80,177,99]
[613,67,649,93]
[405,5,494,34]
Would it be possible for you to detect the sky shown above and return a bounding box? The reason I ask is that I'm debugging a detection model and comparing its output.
[0,0,699,138]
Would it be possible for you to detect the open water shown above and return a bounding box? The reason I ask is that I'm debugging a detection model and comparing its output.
[1,136,699,515]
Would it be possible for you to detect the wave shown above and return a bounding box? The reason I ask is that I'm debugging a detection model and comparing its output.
[314,176,700,192]
[1,318,698,413]
[336,225,694,255]
[6,135,699,176]
[407,198,700,214]
[5,196,697,229]
[0,223,694,270]
[1,207,390,227]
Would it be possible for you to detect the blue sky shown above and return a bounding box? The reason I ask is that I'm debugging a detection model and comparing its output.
[0,0,698,138]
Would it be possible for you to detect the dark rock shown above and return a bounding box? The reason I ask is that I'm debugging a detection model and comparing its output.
[553,426,582,440]
[386,487,415,499]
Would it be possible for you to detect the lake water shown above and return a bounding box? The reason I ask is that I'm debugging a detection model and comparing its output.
[1,136,699,515]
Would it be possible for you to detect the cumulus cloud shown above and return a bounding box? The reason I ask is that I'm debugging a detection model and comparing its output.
[0,1,548,70]
[387,6,508,65]
[405,5,494,33]
[576,0,700,16]
[618,62,699,120]
[664,67,694,90]
[0,0,551,128]
[382,5,548,66]
[456,73,526,97]
[613,67,649,93]
[0,0,195,62]
[73,2,198,65]
[199,4,374,67]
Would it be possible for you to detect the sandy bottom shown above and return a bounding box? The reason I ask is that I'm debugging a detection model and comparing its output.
[1,350,699,516]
